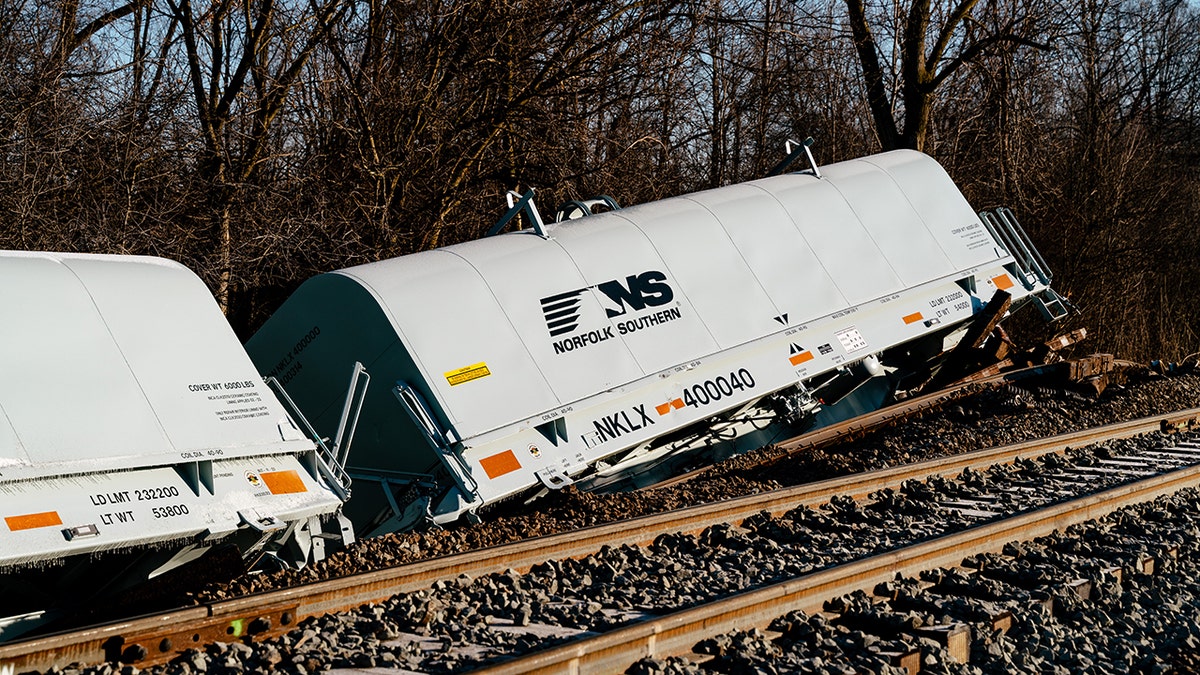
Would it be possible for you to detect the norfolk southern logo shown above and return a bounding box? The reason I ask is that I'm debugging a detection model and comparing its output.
[540,289,589,337]
[541,270,682,354]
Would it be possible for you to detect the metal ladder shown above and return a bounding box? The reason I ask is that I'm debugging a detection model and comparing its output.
[979,208,1074,321]
[393,382,481,502]
[266,362,369,502]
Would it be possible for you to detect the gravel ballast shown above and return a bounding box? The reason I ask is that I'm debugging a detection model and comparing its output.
[196,371,1200,603]
[55,416,1200,674]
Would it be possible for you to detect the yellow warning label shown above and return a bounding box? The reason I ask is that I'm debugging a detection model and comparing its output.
[446,362,491,386]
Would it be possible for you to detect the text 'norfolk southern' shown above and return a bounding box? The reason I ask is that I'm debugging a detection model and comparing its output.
[540,270,683,354]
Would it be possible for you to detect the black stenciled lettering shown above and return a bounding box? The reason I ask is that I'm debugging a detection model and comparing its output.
[632,404,654,427]
[605,412,630,436]
[592,417,618,441]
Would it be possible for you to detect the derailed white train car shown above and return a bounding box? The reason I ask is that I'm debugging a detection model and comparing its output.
[246,150,1069,536]
[0,252,351,616]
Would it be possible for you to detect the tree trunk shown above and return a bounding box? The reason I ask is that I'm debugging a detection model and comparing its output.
[844,0,900,150]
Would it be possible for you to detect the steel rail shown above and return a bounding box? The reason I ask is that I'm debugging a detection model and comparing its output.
[3,406,1198,672]
[472,455,1200,674]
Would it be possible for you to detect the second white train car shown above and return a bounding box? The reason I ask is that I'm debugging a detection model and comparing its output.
[246,149,1068,536]
[0,252,352,636]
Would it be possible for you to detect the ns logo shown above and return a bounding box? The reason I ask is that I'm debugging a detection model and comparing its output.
[540,271,674,337]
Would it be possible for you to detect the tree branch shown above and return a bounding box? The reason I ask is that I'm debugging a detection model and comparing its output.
[69,0,149,53]
[927,0,980,71]
[931,30,1053,89]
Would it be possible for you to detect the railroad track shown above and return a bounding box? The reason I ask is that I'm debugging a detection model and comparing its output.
[4,405,1198,673]
[472,438,1200,674]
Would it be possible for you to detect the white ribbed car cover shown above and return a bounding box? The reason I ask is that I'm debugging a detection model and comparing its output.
[0,251,312,476]
[248,150,1003,444]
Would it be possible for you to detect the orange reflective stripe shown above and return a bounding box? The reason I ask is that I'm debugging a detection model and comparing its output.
[789,351,814,366]
[480,450,521,479]
[993,274,1014,290]
[6,511,62,531]
[657,399,686,415]
[261,470,307,494]
[903,312,924,325]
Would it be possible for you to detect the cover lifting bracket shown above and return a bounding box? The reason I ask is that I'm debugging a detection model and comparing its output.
[768,137,821,178]
[488,189,549,238]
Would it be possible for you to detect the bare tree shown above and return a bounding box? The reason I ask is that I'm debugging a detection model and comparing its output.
[166,0,348,311]
[842,0,1055,151]
[310,0,685,254]
[0,0,1197,358]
